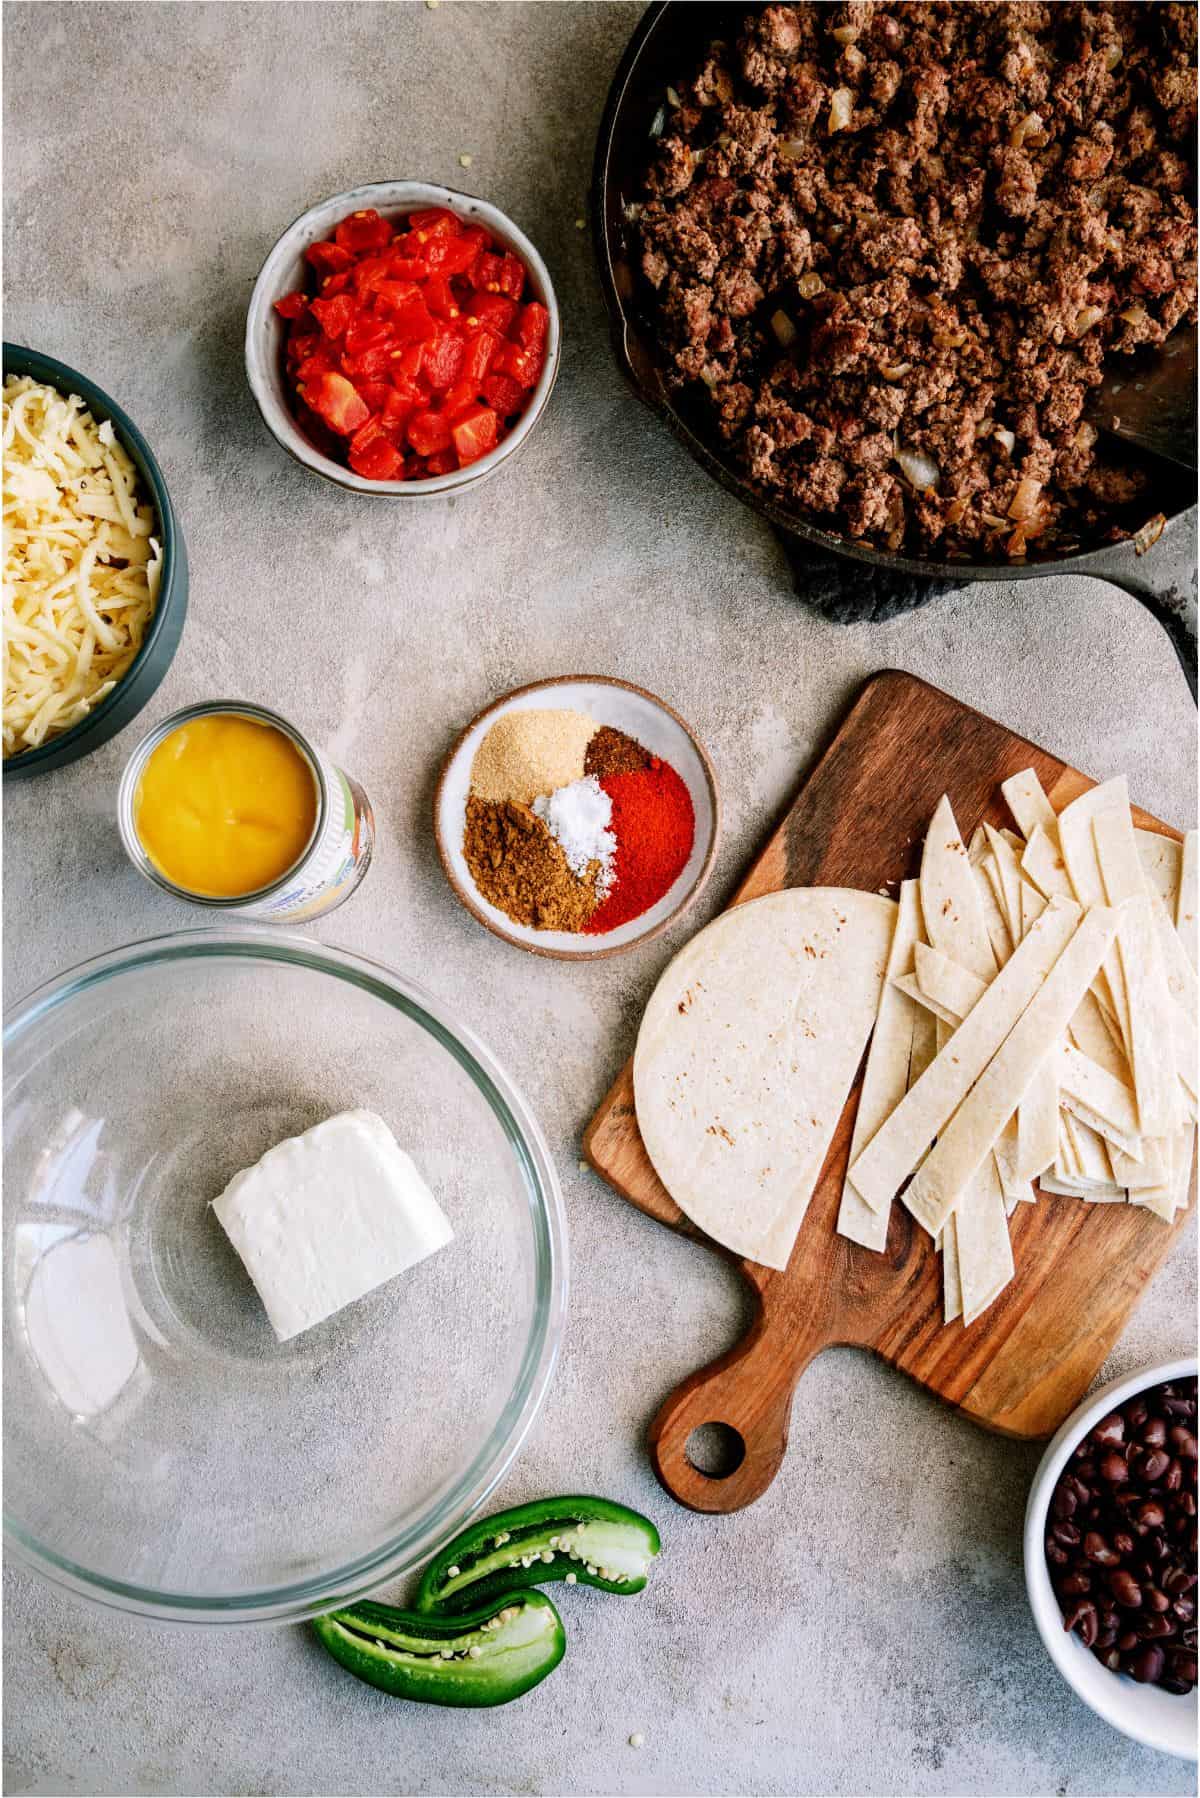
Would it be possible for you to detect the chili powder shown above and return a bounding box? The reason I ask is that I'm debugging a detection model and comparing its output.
[584,758,694,934]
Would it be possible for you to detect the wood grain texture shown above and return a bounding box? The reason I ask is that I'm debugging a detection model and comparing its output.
[583,671,1192,1513]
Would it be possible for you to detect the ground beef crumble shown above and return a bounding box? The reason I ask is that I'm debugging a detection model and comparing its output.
[637,2,1197,559]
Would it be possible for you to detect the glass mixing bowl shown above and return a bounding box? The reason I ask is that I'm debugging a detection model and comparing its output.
[3,931,567,1624]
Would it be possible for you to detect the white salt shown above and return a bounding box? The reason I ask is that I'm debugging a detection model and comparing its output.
[533,776,616,895]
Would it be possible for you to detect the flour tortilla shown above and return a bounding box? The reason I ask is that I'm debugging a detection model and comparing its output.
[838,881,923,1248]
[984,826,1024,940]
[1056,780,1132,1045]
[849,897,1080,1215]
[1136,829,1183,915]
[921,795,998,983]
[956,1156,1014,1327]
[634,888,897,1271]
[1092,808,1179,1140]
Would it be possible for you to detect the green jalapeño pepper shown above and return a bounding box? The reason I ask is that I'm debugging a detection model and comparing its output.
[415,1495,661,1615]
[313,1591,565,1707]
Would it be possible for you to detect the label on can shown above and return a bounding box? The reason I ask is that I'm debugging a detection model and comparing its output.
[230,744,374,922]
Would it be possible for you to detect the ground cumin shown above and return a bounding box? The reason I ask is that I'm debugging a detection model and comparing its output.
[464,796,600,931]
[584,725,652,780]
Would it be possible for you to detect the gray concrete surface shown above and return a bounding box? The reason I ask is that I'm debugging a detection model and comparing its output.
[3,4,1197,1794]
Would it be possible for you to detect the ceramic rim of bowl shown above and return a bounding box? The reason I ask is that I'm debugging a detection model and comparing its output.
[244,181,560,497]
[1,343,186,777]
[2,926,568,1626]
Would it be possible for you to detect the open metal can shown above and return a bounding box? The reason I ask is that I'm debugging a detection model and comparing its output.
[117,701,374,921]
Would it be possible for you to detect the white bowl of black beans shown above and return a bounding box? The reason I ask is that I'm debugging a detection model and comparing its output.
[1025,1359,1197,1760]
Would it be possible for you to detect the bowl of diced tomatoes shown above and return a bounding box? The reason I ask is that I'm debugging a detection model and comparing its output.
[245,182,559,493]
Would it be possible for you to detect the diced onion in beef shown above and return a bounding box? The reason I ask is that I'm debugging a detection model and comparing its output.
[829,88,853,133]
[844,45,867,73]
[1073,306,1105,337]
[895,447,940,492]
[699,367,720,389]
[1007,525,1028,557]
[1072,422,1098,450]
[981,511,1009,529]
[1119,305,1149,328]
[797,271,825,298]
[778,137,805,162]
[1104,43,1123,71]
[945,497,968,524]
[880,361,912,381]
[993,427,1016,454]
[1010,110,1044,149]
[1008,476,1043,519]
[666,86,682,108]
[770,309,797,347]
[933,329,966,349]
[1132,513,1166,555]
[831,25,860,44]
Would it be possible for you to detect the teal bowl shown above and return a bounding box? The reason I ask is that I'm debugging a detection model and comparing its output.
[3,344,188,780]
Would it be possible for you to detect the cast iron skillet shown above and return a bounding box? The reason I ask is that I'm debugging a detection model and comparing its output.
[592,1,1198,697]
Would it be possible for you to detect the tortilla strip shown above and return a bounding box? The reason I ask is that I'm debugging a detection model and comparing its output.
[1111,1138,1167,1190]
[943,1211,962,1323]
[838,881,923,1247]
[1069,1112,1117,1187]
[1179,831,1198,971]
[915,943,986,1020]
[1022,824,1074,901]
[921,795,998,984]
[1017,1063,1060,1181]
[907,1003,937,1089]
[984,825,1025,942]
[1059,1043,1140,1137]
[957,1155,1014,1326]
[1001,768,1058,842]
[903,906,1121,1236]
[1056,780,1132,1045]
[894,973,960,1029]
[993,1113,1036,1202]
[1021,881,1047,937]
[1136,828,1183,915]
[1093,808,1179,1139]
[849,898,1081,1214]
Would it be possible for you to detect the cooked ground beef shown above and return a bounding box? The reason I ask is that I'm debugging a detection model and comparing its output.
[637,2,1197,559]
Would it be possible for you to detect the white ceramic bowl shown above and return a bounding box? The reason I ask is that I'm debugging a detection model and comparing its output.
[435,676,721,960]
[1024,1357,1198,1760]
[245,181,560,496]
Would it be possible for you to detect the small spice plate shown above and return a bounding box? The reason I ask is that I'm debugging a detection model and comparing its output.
[434,676,720,960]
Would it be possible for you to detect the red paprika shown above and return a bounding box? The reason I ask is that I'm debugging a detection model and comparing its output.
[585,758,695,934]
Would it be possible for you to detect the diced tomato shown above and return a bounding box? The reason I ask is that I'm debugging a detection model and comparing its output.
[497,253,526,301]
[423,449,459,476]
[274,291,309,320]
[408,410,454,456]
[406,207,461,238]
[356,380,394,413]
[335,209,393,254]
[390,298,438,344]
[304,240,354,276]
[440,380,479,423]
[461,328,501,386]
[482,371,525,415]
[342,344,395,382]
[350,434,403,480]
[424,328,467,392]
[344,312,394,358]
[392,341,426,380]
[308,371,370,436]
[322,271,353,296]
[426,234,483,278]
[466,291,519,335]
[452,404,500,466]
[387,255,431,282]
[311,293,356,340]
[288,331,321,365]
[474,253,503,293]
[350,255,391,298]
[380,389,415,443]
[493,340,543,387]
[374,279,421,315]
[517,302,550,349]
[295,345,337,383]
[424,275,461,321]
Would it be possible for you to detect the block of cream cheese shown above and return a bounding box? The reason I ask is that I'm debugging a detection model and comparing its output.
[211,1110,453,1341]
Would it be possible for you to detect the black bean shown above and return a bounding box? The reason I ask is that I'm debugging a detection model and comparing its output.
[1136,1447,1171,1483]
[1084,1531,1120,1566]
[1091,1413,1126,1448]
[1099,1450,1130,1485]
[1139,1614,1177,1639]
[1052,1484,1077,1519]
[1144,1585,1171,1613]
[1136,1499,1165,1530]
[1140,1416,1168,1450]
[1172,1596,1196,1623]
[1170,1651,1199,1686]
[1059,1571,1092,1596]
[1128,1645,1165,1684]
[1107,1569,1142,1608]
[1052,1520,1081,1548]
[1063,1599,1099,1647]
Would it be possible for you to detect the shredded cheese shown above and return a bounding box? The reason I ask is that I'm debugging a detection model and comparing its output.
[3,376,161,757]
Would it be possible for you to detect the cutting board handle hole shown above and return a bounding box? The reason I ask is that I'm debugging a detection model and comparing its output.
[684,1422,746,1480]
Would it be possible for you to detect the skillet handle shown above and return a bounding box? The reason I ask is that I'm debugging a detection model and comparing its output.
[772,526,964,623]
[1094,518,1198,704]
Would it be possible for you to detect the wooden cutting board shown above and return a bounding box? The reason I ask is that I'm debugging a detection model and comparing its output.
[583,671,1193,1514]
